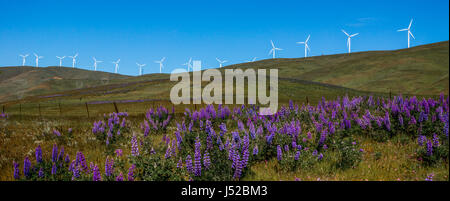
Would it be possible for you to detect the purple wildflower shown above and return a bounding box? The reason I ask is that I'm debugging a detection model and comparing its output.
[127,164,136,181]
[277,145,282,161]
[203,152,211,169]
[93,165,101,181]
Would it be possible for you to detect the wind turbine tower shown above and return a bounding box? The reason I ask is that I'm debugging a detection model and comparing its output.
[397,19,415,48]
[93,57,103,71]
[56,56,66,67]
[269,40,283,59]
[68,53,78,68]
[137,63,146,76]
[155,57,166,73]
[19,54,29,66]
[342,30,359,54]
[112,59,120,74]
[182,58,192,71]
[297,35,311,58]
[34,53,43,67]
[216,58,228,68]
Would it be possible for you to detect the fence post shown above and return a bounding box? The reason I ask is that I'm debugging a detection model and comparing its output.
[306,96,309,105]
[85,102,90,118]
[38,104,42,118]
[113,102,119,113]
[2,105,4,113]
[58,101,62,116]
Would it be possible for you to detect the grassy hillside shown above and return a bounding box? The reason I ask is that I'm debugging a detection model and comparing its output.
[230,41,449,95]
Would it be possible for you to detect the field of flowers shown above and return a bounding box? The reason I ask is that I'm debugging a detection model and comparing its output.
[3,93,449,181]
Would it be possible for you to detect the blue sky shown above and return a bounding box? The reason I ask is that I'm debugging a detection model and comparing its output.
[0,0,448,76]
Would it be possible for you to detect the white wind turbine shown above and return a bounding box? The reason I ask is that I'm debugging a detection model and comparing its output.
[245,57,258,62]
[397,19,415,48]
[19,54,29,66]
[155,57,166,73]
[112,59,120,74]
[93,57,103,71]
[68,53,78,68]
[182,57,192,72]
[33,53,43,67]
[269,40,283,59]
[216,58,228,68]
[136,63,146,76]
[56,56,66,67]
[342,30,359,54]
[297,35,311,58]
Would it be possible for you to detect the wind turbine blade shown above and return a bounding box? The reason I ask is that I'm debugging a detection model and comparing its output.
[351,33,359,37]
[306,35,310,43]
[398,28,408,32]
[408,19,413,29]
[297,42,304,44]
[162,57,166,62]
[409,31,415,39]
[270,40,275,48]
[306,44,311,51]
[268,49,273,55]
[223,60,228,63]
[342,29,349,36]
[216,58,220,62]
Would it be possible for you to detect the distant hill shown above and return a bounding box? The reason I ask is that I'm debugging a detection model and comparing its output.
[0,66,131,102]
[0,41,448,104]
[229,41,449,95]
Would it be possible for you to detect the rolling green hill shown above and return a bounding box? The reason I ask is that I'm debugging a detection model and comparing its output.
[229,41,449,95]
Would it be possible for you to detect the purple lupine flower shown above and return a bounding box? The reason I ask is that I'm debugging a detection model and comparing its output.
[253,145,258,155]
[294,151,300,161]
[76,152,88,172]
[425,173,434,181]
[398,114,404,127]
[432,134,440,147]
[284,144,289,152]
[105,157,114,177]
[127,164,136,181]
[409,116,417,125]
[203,152,211,169]
[194,137,202,176]
[186,155,193,173]
[53,129,61,137]
[115,149,123,157]
[116,172,124,181]
[51,163,57,175]
[418,135,426,146]
[23,157,31,178]
[277,145,282,161]
[233,154,242,180]
[312,150,318,156]
[92,165,101,181]
[65,154,70,164]
[426,140,433,156]
[51,144,58,163]
[35,145,42,163]
[58,146,64,162]
[131,135,139,156]
[177,158,183,169]
[219,123,227,137]
[38,168,44,178]
[13,161,20,180]
[318,153,323,160]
